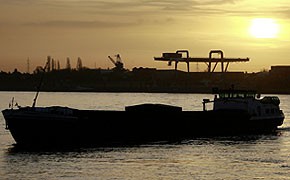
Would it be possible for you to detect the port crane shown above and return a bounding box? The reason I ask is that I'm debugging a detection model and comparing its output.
[154,49,250,73]
[108,54,125,71]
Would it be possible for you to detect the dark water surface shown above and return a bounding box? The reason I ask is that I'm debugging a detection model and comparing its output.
[0,92,289,180]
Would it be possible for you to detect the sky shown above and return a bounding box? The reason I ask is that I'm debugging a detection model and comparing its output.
[0,0,290,73]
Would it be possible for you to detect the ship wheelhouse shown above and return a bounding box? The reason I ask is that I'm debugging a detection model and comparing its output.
[203,88,284,120]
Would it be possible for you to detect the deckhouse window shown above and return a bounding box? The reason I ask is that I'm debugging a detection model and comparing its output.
[247,93,255,98]
[219,93,230,98]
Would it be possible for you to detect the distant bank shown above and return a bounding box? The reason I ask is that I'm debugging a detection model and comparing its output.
[1,66,290,94]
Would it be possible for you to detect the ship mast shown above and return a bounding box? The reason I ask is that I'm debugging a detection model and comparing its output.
[32,59,50,108]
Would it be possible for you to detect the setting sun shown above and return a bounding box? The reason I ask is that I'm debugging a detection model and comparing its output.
[249,18,280,38]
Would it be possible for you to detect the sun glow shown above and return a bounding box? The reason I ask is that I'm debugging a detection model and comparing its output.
[249,18,280,38]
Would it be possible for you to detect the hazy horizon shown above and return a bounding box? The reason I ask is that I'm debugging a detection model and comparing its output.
[1,0,290,73]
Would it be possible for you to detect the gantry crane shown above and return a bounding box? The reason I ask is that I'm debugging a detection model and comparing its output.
[154,50,250,72]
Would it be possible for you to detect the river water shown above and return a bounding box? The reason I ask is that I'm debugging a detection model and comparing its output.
[0,92,289,180]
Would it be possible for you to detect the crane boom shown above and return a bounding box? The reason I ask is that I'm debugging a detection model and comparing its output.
[108,56,116,65]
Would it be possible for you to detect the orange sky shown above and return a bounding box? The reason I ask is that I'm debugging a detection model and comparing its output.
[0,0,290,73]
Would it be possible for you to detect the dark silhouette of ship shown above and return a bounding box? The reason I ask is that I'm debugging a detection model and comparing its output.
[2,87,285,148]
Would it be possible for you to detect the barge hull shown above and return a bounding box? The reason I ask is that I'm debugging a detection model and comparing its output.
[3,109,283,148]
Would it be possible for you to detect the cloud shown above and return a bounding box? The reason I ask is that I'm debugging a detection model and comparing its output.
[0,0,287,17]
[23,20,140,28]
[1,0,290,29]
[0,0,244,13]
[274,6,290,18]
